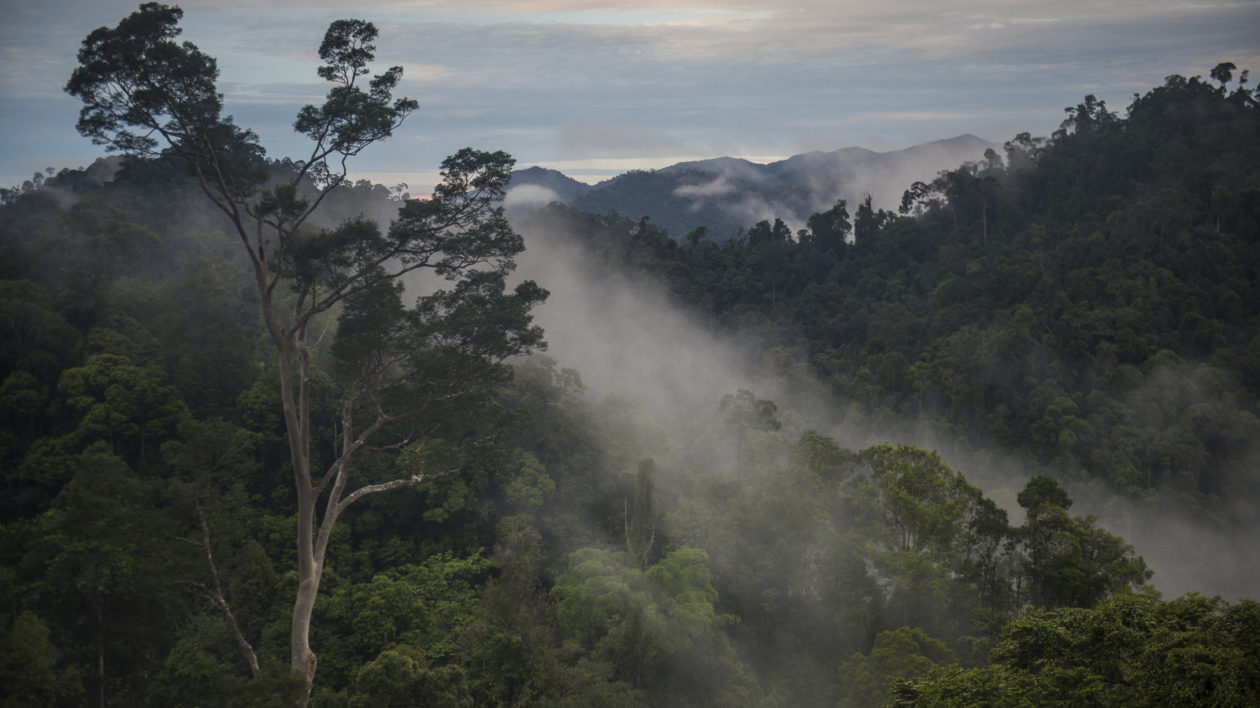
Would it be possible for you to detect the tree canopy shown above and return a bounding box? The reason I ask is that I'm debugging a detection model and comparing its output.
[58,3,545,703]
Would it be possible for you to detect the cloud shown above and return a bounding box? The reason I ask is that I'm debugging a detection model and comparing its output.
[674,177,736,199]
[5,0,1258,186]
[555,122,692,160]
[505,184,562,208]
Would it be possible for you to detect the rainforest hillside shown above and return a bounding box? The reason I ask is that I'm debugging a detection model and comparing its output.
[517,69,1260,516]
[1,44,1258,708]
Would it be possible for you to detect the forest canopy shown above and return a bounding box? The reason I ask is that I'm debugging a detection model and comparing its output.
[0,3,1257,704]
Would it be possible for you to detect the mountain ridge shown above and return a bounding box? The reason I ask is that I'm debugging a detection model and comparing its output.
[507,134,996,238]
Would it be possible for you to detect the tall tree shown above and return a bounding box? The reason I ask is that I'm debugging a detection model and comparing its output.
[65,4,546,702]
[1015,476,1151,607]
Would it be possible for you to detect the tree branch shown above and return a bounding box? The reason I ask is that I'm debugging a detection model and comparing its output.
[334,474,424,518]
[195,502,260,678]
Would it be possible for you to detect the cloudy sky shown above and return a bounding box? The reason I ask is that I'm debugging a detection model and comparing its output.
[2,0,1257,190]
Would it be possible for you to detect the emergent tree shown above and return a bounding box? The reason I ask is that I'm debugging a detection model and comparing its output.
[66,3,546,702]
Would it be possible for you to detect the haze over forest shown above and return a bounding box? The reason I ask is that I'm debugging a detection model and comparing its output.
[2,2,1259,707]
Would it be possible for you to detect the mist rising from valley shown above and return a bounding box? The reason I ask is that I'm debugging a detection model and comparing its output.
[507,200,1260,602]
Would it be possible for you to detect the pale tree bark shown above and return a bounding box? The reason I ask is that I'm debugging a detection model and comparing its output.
[273,323,428,702]
[67,12,538,706]
[187,152,431,707]
[192,502,260,678]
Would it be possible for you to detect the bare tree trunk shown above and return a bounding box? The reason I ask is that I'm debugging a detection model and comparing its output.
[254,277,322,705]
[290,533,320,701]
[275,330,322,706]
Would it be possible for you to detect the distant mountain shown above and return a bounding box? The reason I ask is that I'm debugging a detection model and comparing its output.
[506,135,997,239]
[659,156,773,183]
[504,166,592,206]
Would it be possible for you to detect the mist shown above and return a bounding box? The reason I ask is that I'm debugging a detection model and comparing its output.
[512,211,749,429]
[507,203,1260,603]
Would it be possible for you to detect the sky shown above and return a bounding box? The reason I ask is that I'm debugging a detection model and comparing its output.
[2,0,1258,191]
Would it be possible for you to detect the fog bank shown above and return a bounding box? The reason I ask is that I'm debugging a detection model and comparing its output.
[510,209,1260,601]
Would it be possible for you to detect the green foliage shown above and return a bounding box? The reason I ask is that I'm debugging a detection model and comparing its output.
[61,6,550,703]
[66,3,228,156]
[720,388,781,434]
[0,611,81,707]
[501,450,556,511]
[892,594,1260,707]
[295,19,418,167]
[552,546,755,705]
[1015,475,1152,607]
[838,626,957,708]
[17,446,187,703]
[56,352,188,463]
[1017,474,1072,511]
[853,445,1011,640]
[349,643,473,707]
[147,632,246,707]
[863,445,977,555]
[808,199,852,252]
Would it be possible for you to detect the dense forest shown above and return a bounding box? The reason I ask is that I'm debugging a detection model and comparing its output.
[2,4,1259,706]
